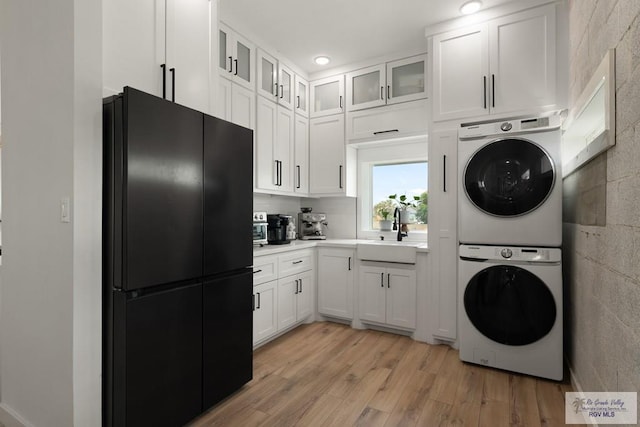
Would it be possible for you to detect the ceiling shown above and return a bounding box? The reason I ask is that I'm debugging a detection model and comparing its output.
[219,0,519,75]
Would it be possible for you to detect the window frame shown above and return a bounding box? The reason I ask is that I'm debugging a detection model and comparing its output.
[356,139,428,241]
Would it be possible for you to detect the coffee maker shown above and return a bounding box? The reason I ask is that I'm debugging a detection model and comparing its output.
[298,208,328,240]
[267,214,291,245]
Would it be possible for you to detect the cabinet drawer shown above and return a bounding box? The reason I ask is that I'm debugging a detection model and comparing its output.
[346,99,427,142]
[253,255,278,285]
[278,249,314,277]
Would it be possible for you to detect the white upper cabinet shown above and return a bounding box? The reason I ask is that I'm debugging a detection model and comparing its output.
[432,4,556,121]
[345,55,427,112]
[294,115,309,194]
[278,64,295,110]
[310,75,345,118]
[294,75,310,117]
[165,0,210,112]
[309,114,356,197]
[257,49,295,110]
[104,0,211,113]
[386,55,428,105]
[255,97,294,193]
[432,24,488,121]
[489,5,557,115]
[346,64,386,111]
[219,23,255,90]
[257,49,278,100]
[216,78,255,130]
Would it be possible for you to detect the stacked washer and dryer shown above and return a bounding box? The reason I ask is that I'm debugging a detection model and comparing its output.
[457,115,563,381]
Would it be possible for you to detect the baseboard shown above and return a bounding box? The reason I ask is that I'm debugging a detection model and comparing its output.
[0,403,30,427]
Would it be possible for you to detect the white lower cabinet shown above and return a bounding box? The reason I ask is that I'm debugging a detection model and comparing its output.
[253,280,278,343]
[359,263,417,330]
[317,248,355,319]
[277,269,314,330]
[254,249,315,346]
[253,255,278,344]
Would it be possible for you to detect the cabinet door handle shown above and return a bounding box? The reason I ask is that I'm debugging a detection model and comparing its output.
[299,279,303,293]
[256,292,261,309]
[279,161,282,186]
[280,85,284,99]
[387,273,390,288]
[443,155,447,193]
[253,269,262,274]
[339,165,343,189]
[296,165,301,189]
[339,95,343,109]
[275,82,279,97]
[380,272,384,287]
[483,76,487,109]
[161,64,166,99]
[492,74,495,108]
[295,279,299,294]
[387,85,391,99]
[373,129,399,135]
[228,56,233,73]
[234,59,238,76]
[348,257,351,271]
[293,260,303,264]
[170,68,175,102]
[380,86,384,100]
[297,95,300,108]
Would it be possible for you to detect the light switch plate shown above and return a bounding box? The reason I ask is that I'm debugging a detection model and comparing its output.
[61,197,71,223]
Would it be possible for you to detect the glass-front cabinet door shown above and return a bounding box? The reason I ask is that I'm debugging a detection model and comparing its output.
[386,54,427,105]
[257,49,278,100]
[294,75,309,117]
[218,23,254,91]
[310,75,344,118]
[346,64,386,111]
[278,64,294,110]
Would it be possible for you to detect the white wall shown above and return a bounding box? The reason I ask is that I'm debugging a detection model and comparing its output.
[0,0,102,426]
[301,197,357,239]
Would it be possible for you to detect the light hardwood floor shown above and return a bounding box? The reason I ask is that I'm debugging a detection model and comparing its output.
[191,322,580,427]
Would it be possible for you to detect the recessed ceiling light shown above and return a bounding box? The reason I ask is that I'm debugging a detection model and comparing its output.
[460,0,482,15]
[314,56,330,66]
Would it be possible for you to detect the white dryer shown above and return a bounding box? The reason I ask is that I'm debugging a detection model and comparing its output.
[458,116,562,246]
[458,244,563,380]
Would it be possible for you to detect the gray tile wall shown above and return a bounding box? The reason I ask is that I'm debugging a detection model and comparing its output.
[564,0,640,409]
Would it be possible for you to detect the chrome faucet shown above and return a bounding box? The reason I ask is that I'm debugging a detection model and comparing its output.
[392,208,408,242]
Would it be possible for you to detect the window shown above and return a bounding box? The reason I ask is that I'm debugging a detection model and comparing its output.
[357,140,428,239]
[371,162,428,232]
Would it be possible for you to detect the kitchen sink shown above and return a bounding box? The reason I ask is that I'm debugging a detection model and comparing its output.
[356,241,420,264]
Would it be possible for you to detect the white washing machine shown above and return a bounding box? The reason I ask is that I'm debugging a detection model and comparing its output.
[458,115,562,246]
[458,244,563,380]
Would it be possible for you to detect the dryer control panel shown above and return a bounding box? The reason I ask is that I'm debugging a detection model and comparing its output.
[460,244,561,263]
[459,115,561,139]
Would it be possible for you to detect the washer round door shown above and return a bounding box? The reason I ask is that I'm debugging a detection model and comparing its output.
[464,265,556,346]
[464,138,555,217]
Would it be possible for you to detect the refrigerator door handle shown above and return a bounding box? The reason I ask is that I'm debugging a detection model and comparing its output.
[170,68,176,102]
[161,64,167,99]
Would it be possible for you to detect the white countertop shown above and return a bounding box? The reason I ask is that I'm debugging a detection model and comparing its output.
[253,238,428,257]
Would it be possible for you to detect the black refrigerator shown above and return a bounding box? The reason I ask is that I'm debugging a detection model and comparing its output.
[103,87,253,427]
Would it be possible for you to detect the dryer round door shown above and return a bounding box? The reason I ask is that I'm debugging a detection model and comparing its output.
[464,138,555,217]
[464,265,556,346]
